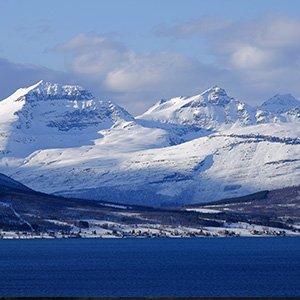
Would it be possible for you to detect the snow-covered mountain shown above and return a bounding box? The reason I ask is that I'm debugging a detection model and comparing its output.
[0,80,133,156]
[138,87,300,130]
[255,94,300,124]
[0,81,300,206]
[258,94,300,114]
[137,86,257,130]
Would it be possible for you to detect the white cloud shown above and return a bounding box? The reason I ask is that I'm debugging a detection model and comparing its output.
[56,33,129,77]
[229,45,277,69]
[156,14,300,72]
[212,15,300,71]
[105,52,200,92]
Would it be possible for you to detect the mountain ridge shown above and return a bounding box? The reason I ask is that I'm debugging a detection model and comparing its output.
[1,81,300,206]
[138,86,300,130]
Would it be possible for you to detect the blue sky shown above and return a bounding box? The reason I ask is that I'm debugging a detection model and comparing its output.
[1,0,300,114]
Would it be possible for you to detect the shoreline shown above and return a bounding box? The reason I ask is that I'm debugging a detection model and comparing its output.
[1,227,297,239]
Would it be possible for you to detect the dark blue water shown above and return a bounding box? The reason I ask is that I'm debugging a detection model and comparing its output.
[0,237,299,297]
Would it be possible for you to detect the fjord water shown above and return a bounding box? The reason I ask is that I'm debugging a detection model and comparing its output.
[0,238,299,297]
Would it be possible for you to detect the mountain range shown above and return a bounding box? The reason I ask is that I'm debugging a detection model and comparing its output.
[0,81,300,206]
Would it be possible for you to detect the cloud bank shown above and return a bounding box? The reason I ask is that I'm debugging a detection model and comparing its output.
[2,14,300,115]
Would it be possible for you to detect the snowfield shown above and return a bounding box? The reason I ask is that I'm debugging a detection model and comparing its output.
[0,81,300,206]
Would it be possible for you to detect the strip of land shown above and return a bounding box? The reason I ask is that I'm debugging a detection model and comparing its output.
[1,181,299,239]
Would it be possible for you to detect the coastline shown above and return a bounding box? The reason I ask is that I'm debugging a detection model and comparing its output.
[1,223,297,239]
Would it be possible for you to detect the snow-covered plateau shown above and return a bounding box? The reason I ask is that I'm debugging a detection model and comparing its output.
[1,81,300,206]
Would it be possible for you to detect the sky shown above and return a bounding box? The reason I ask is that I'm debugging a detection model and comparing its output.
[1,0,300,114]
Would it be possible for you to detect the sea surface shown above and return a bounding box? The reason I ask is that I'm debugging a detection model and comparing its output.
[0,237,299,297]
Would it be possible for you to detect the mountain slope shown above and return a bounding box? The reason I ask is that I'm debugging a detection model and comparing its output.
[2,122,299,206]
[53,123,300,205]
[0,172,31,192]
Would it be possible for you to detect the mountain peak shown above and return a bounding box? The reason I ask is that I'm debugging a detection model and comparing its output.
[15,80,95,103]
[199,86,231,106]
[258,94,300,114]
[31,79,44,88]
[202,85,226,93]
